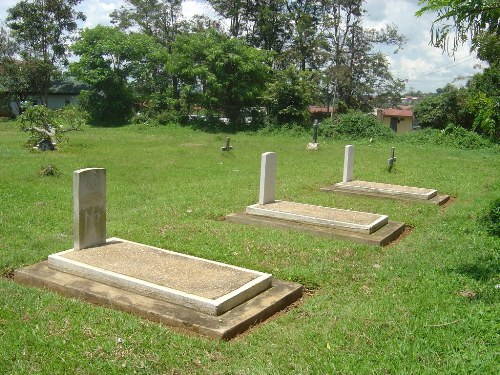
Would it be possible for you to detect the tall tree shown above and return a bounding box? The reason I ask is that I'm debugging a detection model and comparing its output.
[6,0,86,65]
[322,1,406,109]
[70,26,166,124]
[110,0,183,110]
[173,30,271,128]
[6,0,86,104]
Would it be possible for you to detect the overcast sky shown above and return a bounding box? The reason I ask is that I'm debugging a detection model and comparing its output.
[0,0,483,93]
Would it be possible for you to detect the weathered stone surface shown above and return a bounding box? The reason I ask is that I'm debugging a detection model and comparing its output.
[48,238,272,316]
[14,261,303,340]
[343,145,354,182]
[73,168,106,250]
[227,212,405,246]
[334,180,437,200]
[259,152,277,205]
[246,200,388,234]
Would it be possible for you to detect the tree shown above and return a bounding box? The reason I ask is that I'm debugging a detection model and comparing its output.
[321,1,407,110]
[263,66,316,125]
[6,0,86,104]
[413,84,473,129]
[70,26,166,125]
[0,24,17,59]
[416,0,500,56]
[18,103,87,149]
[110,0,183,110]
[173,30,271,128]
[0,57,56,111]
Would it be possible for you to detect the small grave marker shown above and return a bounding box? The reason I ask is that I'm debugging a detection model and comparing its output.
[343,145,354,182]
[387,147,396,172]
[307,120,319,150]
[221,137,233,151]
[259,152,277,205]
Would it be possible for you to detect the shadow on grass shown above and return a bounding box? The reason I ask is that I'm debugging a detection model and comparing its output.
[451,254,499,282]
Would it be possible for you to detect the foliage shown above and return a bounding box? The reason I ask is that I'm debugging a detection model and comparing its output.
[0,57,57,108]
[480,198,500,237]
[173,29,271,129]
[263,66,316,126]
[319,110,395,140]
[467,67,499,142]
[413,84,473,129]
[6,0,86,64]
[416,0,500,57]
[18,103,87,147]
[6,0,86,104]
[70,26,166,125]
[399,125,495,150]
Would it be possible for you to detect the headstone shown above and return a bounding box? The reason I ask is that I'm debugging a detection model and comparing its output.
[343,145,354,182]
[73,168,106,250]
[259,152,277,205]
[307,120,320,150]
[387,147,396,171]
[221,137,233,151]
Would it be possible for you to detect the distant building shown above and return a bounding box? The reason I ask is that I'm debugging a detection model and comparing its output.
[1,77,89,117]
[376,108,416,133]
[309,105,332,120]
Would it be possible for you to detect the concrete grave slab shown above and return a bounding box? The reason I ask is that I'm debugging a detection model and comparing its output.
[226,212,405,246]
[333,180,437,200]
[246,200,388,234]
[14,261,302,340]
[321,181,450,205]
[14,166,303,339]
[321,145,450,205]
[48,238,272,316]
[226,152,403,245]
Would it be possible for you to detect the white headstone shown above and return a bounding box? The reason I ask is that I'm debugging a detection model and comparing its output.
[73,168,106,250]
[259,152,277,205]
[343,145,354,182]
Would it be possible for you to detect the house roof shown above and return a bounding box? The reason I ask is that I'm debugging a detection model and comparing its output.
[383,108,413,117]
[49,78,90,94]
[309,106,331,113]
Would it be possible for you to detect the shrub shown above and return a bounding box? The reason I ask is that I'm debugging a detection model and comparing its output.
[399,124,494,149]
[319,111,395,140]
[481,198,500,237]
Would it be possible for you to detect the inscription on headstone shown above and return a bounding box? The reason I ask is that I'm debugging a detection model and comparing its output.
[259,152,277,205]
[73,168,106,250]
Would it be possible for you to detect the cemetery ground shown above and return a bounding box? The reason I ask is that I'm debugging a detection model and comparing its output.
[0,121,498,374]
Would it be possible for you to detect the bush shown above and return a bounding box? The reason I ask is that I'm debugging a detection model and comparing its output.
[481,198,500,237]
[318,111,395,140]
[399,124,495,149]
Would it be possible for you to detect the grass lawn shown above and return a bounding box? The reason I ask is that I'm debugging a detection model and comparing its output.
[0,121,498,374]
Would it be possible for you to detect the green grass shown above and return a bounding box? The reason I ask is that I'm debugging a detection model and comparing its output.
[1,122,499,374]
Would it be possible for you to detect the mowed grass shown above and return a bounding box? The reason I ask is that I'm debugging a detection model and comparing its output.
[0,121,498,374]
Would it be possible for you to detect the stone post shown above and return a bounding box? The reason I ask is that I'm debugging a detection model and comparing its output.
[259,152,277,205]
[73,168,106,250]
[343,145,354,182]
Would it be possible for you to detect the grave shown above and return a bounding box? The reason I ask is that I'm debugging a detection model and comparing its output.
[321,145,450,205]
[306,120,319,150]
[15,168,302,340]
[221,137,233,151]
[226,153,404,246]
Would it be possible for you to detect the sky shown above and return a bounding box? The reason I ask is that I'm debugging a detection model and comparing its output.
[0,0,483,93]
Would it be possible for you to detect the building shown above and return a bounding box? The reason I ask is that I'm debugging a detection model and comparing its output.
[376,108,416,133]
[1,78,89,117]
